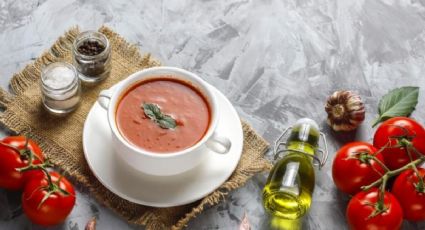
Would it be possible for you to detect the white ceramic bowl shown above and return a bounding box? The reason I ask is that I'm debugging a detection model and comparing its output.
[98,67,231,176]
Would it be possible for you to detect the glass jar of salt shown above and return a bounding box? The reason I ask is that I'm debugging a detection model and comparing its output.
[72,31,111,83]
[41,62,81,115]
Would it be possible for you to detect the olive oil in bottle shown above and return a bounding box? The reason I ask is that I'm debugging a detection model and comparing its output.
[263,118,326,220]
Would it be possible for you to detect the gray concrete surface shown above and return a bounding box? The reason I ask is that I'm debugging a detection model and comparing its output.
[0,0,425,229]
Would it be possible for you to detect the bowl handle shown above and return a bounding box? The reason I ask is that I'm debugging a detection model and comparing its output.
[98,89,114,110]
[206,132,231,154]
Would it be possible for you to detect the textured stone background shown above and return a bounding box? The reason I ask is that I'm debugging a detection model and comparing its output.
[0,0,425,229]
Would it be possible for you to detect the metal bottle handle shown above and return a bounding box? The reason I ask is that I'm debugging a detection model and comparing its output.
[273,126,329,169]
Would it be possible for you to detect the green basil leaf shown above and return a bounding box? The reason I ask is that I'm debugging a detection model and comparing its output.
[142,103,157,120]
[142,103,177,130]
[373,86,419,127]
[152,105,161,117]
[157,115,177,129]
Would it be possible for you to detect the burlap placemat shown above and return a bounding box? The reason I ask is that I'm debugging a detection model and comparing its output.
[0,26,271,229]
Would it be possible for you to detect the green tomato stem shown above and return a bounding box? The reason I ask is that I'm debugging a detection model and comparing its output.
[361,158,425,191]
[399,138,413,147]
[371,155,390,173]
[410,164,425,193]
[410,146,424,159]
[17,160,52,172]
[372,142,389,157]
[39,167,55,190]
[406,147,425,192]
[406,145,414,162]
[379,177,387,206]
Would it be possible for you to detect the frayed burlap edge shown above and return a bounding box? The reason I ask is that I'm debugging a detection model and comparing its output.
[0,26,271,230]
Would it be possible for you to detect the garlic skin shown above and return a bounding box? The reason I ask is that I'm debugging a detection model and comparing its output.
[325,91,365,131]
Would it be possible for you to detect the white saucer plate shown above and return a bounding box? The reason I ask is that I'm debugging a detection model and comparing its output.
[82,85,243,207]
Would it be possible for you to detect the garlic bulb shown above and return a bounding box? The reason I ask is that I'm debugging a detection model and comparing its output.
[325,90,365,131]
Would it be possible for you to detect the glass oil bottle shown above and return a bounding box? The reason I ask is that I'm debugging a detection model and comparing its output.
[263,118,328,220]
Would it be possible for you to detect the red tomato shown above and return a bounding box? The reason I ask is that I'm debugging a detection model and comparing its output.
[392,168,425,221]
[373,117,425,170]
[2,136,44,159]
[332,142,386,195]
[346,188,403,230]
[0,136,44,190]
[22,171,75,226]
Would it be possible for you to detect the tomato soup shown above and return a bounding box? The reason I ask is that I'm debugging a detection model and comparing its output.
[116,77,211,153]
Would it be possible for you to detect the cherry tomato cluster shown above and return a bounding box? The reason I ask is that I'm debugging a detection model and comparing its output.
[332,117,425,230]
[0,136,75,226]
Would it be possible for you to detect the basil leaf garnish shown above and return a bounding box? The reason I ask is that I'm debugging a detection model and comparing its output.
[142,103,177,129]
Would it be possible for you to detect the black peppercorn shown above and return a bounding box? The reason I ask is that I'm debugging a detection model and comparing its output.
[72,31,111,83]
[77,39,106,56]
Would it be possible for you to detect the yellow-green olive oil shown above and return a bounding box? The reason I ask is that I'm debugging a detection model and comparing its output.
[263,120,320,220]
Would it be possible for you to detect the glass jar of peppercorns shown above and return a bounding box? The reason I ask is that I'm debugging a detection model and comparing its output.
[72,31,111,83]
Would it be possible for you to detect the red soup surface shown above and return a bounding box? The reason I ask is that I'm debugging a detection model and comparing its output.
[116,77,211,153]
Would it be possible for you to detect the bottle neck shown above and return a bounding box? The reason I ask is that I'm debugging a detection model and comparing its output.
[285,123,319,159]
[286,141,316,156]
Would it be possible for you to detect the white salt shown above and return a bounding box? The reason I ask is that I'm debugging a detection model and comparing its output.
[43,66,75,89]
[41,63,81,114]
